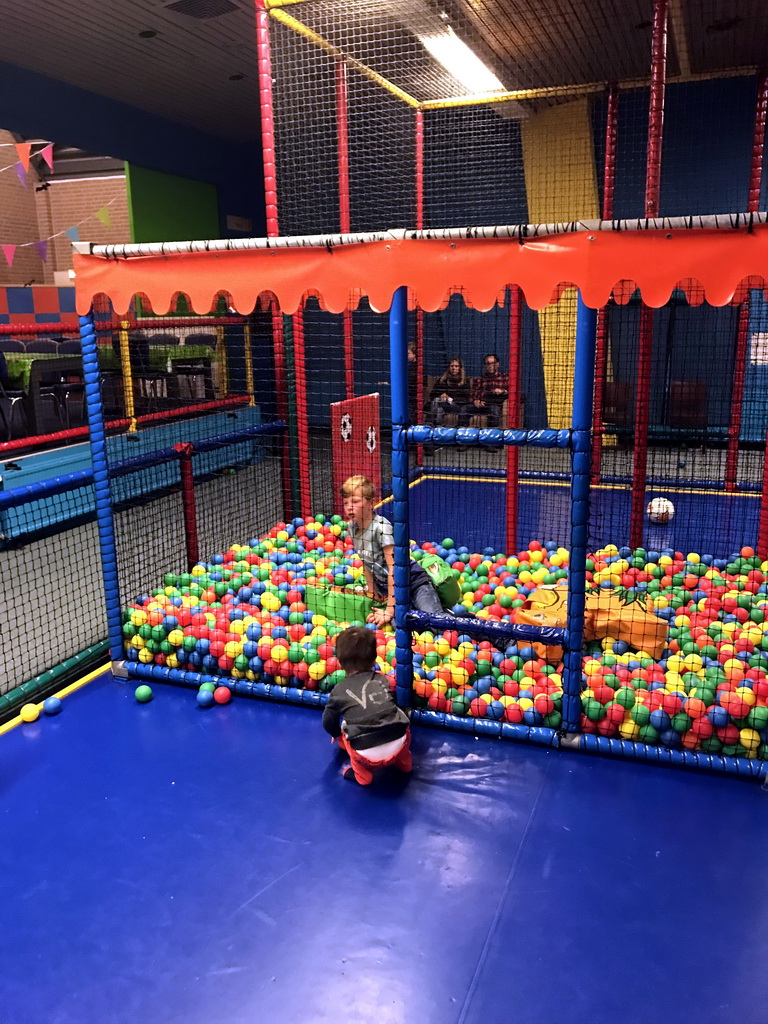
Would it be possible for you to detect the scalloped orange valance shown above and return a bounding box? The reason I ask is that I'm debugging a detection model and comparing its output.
[74,225,768,315]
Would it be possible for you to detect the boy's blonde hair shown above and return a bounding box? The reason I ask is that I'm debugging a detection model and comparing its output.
[341,475,376,500]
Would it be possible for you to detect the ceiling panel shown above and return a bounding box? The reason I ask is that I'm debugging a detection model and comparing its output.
[0,0,763,145]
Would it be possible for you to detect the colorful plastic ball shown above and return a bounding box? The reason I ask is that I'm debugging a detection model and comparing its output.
[197,690,215,708]
[213,686,232,705]
[19,703,40,723]
[134,685,153,703]
[42,697,62,716]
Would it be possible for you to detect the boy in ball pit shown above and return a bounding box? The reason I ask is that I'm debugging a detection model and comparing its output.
[322,625,413,784]
[342,474,443,627]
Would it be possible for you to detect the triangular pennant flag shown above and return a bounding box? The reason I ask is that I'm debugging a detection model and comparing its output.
[1,244,16,268]
[35,240,48,261]
[40,144,54,171]
[65,225,80,243]
[14,142,31,171]
[95,206,111,227]
[15,162,27,187]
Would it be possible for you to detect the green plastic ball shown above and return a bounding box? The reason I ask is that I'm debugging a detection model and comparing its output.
[134,685,153,703]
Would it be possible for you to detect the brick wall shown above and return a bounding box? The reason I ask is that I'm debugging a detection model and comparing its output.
[38,175,130,284]
[0,129,45,285]
[0,128,130,286]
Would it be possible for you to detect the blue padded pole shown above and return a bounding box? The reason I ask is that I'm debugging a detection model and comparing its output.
[563,293,597,731]
[79,312,124,662]
[390,286,413,708]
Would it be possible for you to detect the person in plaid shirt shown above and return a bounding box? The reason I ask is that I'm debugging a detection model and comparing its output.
[461,354,509,427]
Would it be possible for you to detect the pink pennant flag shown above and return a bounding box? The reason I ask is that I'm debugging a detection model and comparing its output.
[95,206,111,227]
[15,162,27,187]
[1,244,15,268]
[35,240,48,262]
[40,143,54,171]
[14,142,32,171]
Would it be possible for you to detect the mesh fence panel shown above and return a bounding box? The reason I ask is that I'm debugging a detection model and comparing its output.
[268,0,764,238]
[0,487,107,699]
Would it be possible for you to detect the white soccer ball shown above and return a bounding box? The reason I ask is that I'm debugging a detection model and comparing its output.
[646,497,675,524]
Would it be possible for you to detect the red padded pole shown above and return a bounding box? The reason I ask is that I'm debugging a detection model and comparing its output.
[759,428,768,560]
[591,84,619,484]
[630,0,668,549]
[256,1,292,516]
[415,109,425,454]
[505,285,523,554]
[726,72,768,492]
[174,442,199,571]
[337,59,355,401]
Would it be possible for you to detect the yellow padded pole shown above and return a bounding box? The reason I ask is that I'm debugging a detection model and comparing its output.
[119,320,137,431]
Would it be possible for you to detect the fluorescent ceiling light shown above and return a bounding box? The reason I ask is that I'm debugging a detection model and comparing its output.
[418,25,504,94]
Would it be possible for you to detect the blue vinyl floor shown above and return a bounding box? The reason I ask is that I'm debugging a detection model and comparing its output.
[408,474,760,558]
[3,670,768,1024]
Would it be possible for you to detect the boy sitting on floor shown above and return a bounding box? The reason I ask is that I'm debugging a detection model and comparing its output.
[322,626,413,786]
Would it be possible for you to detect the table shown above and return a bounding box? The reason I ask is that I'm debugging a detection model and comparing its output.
[7,348,215,433]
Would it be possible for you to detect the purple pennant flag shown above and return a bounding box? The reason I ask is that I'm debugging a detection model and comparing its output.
[35,240,48,261]
[15,161,26,186]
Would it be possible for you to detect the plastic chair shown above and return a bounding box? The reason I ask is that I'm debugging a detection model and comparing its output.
[146,333,180,345]
[25,339,59,353]
[57,340,82,354]
[184,333,217,347]
[0,339,26,352]
[0,351,27,439]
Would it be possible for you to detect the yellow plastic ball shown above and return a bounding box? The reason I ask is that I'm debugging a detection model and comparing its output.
[130,610,148,627]
[619,719,640,740]
[308,661,327,681]
[261,593,281,613]
[270,643,289,662]
[138,648,155,664]
[191,564,207,577]
[735,686,757,707]
[224,641,243,659]
[20,703,39,723]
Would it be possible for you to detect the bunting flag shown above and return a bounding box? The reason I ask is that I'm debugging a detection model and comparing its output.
[40,144,54,172]
[15,162,27,187]
[1,196,118,255]
[14,142,32,172]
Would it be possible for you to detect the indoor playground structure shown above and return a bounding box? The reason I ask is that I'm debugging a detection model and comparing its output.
[7,0,768,783]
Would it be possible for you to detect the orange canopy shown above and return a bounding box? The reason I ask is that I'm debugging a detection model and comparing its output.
[74,224,768,315]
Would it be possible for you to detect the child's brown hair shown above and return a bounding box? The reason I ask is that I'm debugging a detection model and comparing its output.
[340,475,376,500]
[335,626,377,674]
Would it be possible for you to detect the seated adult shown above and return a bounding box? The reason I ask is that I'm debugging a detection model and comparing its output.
[461,353,509,427]
[426,357,469,425]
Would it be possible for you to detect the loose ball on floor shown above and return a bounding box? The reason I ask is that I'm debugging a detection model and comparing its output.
[43,697,62,715]
[20,703,40,723]
[134,685,153,703]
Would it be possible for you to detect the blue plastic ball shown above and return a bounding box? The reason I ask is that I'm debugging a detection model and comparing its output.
[43,697,62,716]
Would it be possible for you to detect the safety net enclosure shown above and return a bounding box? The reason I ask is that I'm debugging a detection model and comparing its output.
[73,215,768,778]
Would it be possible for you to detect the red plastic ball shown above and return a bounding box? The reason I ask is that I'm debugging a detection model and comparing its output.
[213,686,232,705]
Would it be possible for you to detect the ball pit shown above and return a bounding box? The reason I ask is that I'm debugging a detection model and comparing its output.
[121,517,768,760]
